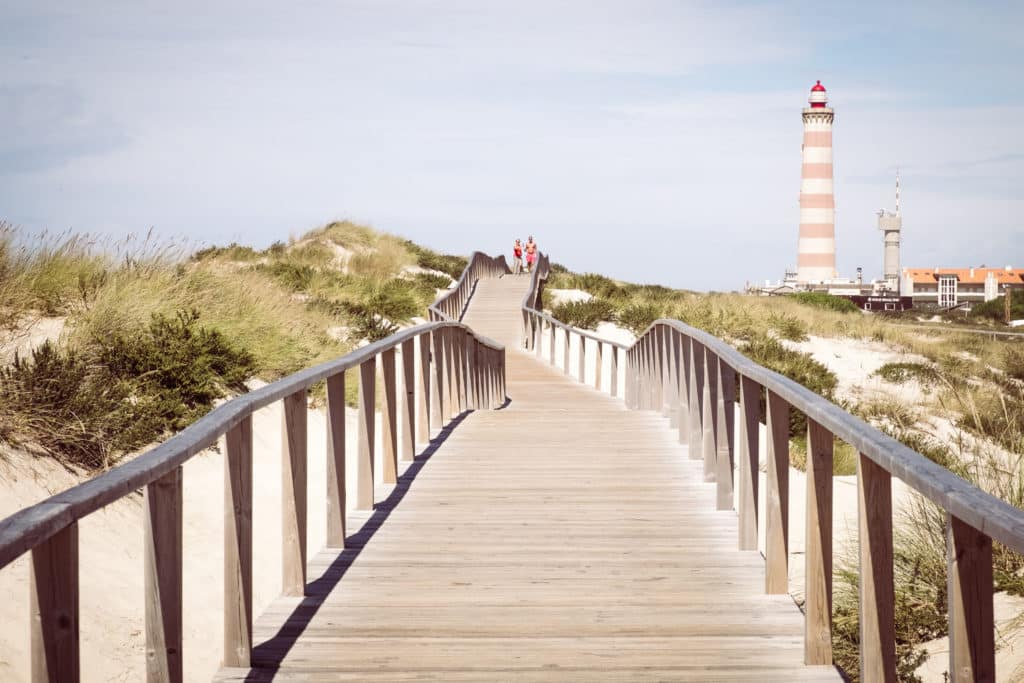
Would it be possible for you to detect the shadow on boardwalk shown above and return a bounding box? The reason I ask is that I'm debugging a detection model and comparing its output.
[249,410,473,676]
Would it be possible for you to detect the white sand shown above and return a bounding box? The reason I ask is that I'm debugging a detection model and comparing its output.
[0,362,418,682]
[0,317,66,365]
[546,288,593,306]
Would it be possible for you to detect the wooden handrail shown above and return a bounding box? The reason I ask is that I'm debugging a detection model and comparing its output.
[522,253,1024,680]
[0,253,509,683]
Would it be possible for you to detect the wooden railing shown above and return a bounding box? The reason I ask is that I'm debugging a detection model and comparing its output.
[522,252,1024,682]
[429,251,509,322]
[0,254,508,683]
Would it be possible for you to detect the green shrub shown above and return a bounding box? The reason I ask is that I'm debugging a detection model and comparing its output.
[767,312,808,341]
[970,291,1024,321]
[616,303,662,336]
[257,261,317,291]
[412,272,453,291]
[790,291,860,313]
[0,310,255,469]
[741,335,837,438]
[191,243,260,262]
[550,298,615,330]
[1002,345,1024,381]
[404,242,468,280]
[872,362,939,385]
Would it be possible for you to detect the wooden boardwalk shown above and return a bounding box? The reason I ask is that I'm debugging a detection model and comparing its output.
[215,276,841,681]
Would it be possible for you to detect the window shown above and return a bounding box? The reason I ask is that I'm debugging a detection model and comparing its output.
[885,302,896,311]
[939,276,957,307]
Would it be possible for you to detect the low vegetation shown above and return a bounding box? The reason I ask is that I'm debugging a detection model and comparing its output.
[0,220,461,470]
[550,299,615,330]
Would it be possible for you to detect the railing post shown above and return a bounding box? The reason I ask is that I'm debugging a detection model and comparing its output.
[444,328,457,419]
[947,514,994,682]
[610,345,618,398]
[549,321,556,366]
[715,358,735,510]
[677,333,691,446]
[417,333,431,444]
[737,376,760,551]
[805,419,833,665]
[688,339,704,458]
[536,317,543,359]
[857,453,896,681]
[624,348,635,408]
[638,337,650,410]
[765,390,789,594]
[326,372,346,547]
[31,523,79,683]
[661,326,672,417]
[401,338,416,462]
[224,416,252,667]
[433,329,447,426]
[453,330,466,414]
[282,389,308,597]
[578,334,586,384]
[702,348,718,482]
[563,326,571,376]
[145,467,182,683]
[667,329,679,426]
[594,341,603,392]
[380,348,399,484]
[356,357,376,510]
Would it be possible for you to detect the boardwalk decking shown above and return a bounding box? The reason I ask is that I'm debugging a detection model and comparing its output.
[215,276,841,681]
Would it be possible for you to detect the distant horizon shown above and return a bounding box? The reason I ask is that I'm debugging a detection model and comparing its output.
[2,2,1021,291]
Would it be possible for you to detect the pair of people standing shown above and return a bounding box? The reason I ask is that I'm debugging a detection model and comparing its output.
[512,236,537,274]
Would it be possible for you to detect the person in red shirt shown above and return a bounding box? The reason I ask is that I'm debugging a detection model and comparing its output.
[512,239,523,274]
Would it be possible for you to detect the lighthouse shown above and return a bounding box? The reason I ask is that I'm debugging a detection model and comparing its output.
[796,80,836,283]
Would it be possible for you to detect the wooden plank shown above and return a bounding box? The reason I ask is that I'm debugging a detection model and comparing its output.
[805,420,833,665]
[30,522,79,683]
[325,373,346,547]
[282,389,308,597]
[737,376,760,551]
[356,358,376,510]
[144,467,182,683]
[947,514,994,682]
[417,333,431,443]
[715,358,736,510]
[765,390,789,594]
[401,339,416,461]
[224,416,252,667]
[857,453,896,682]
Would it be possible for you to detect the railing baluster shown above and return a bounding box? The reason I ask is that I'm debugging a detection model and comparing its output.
[356,357,376,510]
[737,376,760,551]
[661,326,672,417]
[947,514,995,682]
[578,334,586,384]
[677,334,690,446]
[805,419,833,665]
[31,522,79,683]
[224,416,252,667]
[688,339,704,459]
[610,345,619,398]
[282,389,308,597]
[145,467,182,683]
[765,390,789,594]
[594,341,603,392]
[857,453,896,681]
[667,329,679,427]
[401,339,416,462]
[715,358,735,510]
[381,348,399,484]
[702,348,718,482]
[549,321,556,365]
[563,326,571,376]
[417,333,431,444]
[326,372,346,547]
[536,317,544,359]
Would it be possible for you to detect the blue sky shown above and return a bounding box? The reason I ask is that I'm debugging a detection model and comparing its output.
[1,1,1022,290]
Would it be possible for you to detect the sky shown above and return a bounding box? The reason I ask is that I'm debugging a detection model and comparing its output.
[1,1,1022,291]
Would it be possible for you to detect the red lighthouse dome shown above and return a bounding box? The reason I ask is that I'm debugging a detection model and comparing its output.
[809,80,828,107]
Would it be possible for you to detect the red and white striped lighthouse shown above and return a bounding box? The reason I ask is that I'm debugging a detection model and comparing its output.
[797,80,836,283]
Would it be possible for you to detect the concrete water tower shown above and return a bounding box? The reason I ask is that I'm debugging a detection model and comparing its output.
[797,81,837,283]
[877,173,902,292]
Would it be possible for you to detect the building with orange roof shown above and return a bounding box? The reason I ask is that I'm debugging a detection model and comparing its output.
[901,266,1024,308]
